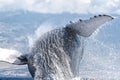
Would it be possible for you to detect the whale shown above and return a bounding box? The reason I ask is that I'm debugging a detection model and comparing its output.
[0,15,113,80]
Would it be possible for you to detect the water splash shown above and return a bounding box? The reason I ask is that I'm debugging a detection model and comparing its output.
[78,18,120,79]
[28,23,57,48]
[27,18,120,80]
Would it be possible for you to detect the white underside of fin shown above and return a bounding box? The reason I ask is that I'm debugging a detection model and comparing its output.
[0,48,22,64]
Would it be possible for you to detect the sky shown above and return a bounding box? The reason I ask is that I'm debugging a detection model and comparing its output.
[0,0,120,14]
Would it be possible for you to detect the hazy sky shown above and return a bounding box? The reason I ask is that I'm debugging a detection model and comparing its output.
[0,0,120,14]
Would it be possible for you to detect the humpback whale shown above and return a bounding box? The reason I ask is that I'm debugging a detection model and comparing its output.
[0,15,113,80]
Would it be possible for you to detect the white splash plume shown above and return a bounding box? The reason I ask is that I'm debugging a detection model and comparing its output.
[28,23,56,48]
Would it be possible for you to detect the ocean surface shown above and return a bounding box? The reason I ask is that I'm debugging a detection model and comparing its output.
[0,78,32,80]
[0,77,96,80]
[0,11,120,80]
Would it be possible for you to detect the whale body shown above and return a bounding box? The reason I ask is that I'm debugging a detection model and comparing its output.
[0,15,113,80]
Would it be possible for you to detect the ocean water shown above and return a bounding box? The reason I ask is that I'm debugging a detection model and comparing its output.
[0,11,120,79]
[0,78,32,80]
[0,77,95,80]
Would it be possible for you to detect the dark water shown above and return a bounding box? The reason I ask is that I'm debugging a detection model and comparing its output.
[0,78,33,80]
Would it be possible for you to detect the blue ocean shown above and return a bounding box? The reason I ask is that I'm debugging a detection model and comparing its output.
[0,11,120,80]
[0,78,32,80]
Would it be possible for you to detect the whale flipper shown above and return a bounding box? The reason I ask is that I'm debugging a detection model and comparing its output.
[0,48,27,65]
[66,15,114,37]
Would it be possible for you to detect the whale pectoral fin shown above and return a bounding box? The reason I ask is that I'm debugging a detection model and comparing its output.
[13,54,28,65]
[67,15,114,37]
[0,48,28,65]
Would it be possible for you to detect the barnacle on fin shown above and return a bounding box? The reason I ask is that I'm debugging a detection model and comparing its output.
[103,14,107,16]
[70,21,73,23]
[79,19,82,21]
[94,15,97,18]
